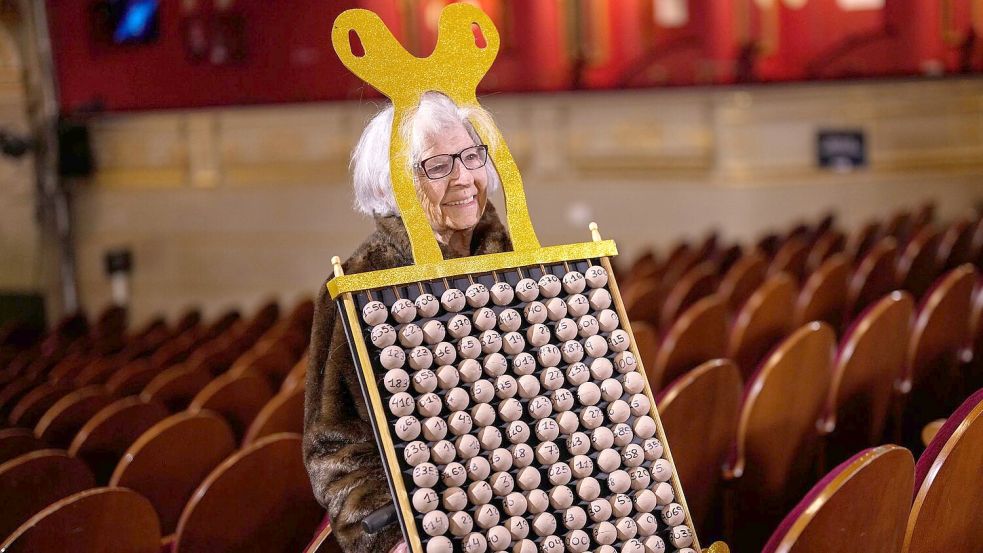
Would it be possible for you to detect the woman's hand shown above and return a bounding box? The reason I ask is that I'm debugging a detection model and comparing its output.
[389,541,408,553]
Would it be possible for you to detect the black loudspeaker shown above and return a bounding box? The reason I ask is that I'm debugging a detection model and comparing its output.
[58,120,94,178]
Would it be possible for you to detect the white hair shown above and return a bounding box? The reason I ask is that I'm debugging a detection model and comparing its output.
[351,92,501,217]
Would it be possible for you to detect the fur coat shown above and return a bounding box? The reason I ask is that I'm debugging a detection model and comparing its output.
[304,204,512,553]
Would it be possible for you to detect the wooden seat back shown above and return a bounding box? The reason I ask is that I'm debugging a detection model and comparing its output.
[805,230,846,273]
[660,261,719,330]
[847,237,899,317]
[68,397,170,484]
[653,295,728,391]
[897,226,942,300]
[8,382,72,429]
[727,273,797,379]
[140,365,212,412]
[717,252,767,312]
[0,449,95,540]
[938,219,975,271]
[242,387,304,447]
[794,253,849,332]
[280,355,308,394]
[623,279,664,327]
[105,360,158,397]
[34,387,113,448]
[0,428,45,465]
[768,236,810,282]
[189,371,273,443]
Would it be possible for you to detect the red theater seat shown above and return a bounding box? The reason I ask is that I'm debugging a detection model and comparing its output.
[0,449,95,541]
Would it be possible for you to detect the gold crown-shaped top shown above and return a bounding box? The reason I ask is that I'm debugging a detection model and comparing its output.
[332,3,540,266]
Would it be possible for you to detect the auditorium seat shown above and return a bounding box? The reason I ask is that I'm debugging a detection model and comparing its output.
[727,273,797,379]
[73,357,124,387]
[280,355,308,394]
[850,221,883,262]
[659,261,719,330]
[897,226,943,300]
[805,230,845,273]
[761,445,914,553]
[657,359,742,538]
[172,433,323,553]
[303,520,343,553]
[105,360,158,397]
[109,411,236,535]
[768,236,810,283]
[904,389,983,552]
[68,397,170,484]
[188,371,274,443]
[725,322,835,552]
[0,449,95,541]
[0,376,40,420]
[652,295,728,391]
[938,219,975,271]
[793,253,849,332]
[623,279,663,327]
[847,237,899,317]
[717,252,767,313]
[228,347,296,389]
[242,386,304,446]
[629,321,659,380]
[0,487,161,553]
[7,381,72,429]
[34,386,113,448]
[140,365,212,412]
[0,428,45,465]
[819,292,914,464]
[45,352,90,385]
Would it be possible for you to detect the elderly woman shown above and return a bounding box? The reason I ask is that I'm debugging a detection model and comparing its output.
[304,92,512,553]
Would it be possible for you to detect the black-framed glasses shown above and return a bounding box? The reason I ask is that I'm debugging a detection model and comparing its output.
[415,145,488,180]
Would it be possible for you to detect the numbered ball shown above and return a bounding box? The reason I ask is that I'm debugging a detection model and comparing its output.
[486,525,511,551]
[413,463,439,488]
[447,314,472,339]
[483,353,508,378]
[415,293,440,318]
[642,438,664,461]
[526,323,550,347]
[584,335,608,358]
[651,458,673,482]
[489,281,515,306]
[540,366,565,391]
[535,440,561,464]
[422,320,446,345]
[551,388,575,412]
[607,469,631,494]
[431,440,456,465]
[634,512,659,537]
[644,536,667,553]
[524,489,549,514]
[538,273,562,298]
[395,415,421,440]
[515,278,539,302]
[380,346,405,370]
[545,297,568,321]
[503,493,527,517]
[473,307,498,332]
[398,324,424,347]
[532,512,557,537]
[440,288,466,312]
[370,324,397,348]
[614,351,638,374]
[412,369,438,393]
[471,403,496,427]
[588,498,613,522]
[576,477,601,501]
[468,480,493,505]
[565,529,591,553]
[588,287,613,310]
[419,417,446,441]
[555,318,578,341]
[610,494,633,518]
[585,265,609,288]
[383,369,410,393]
[457,359,482,383]
[427,536,452,553]
[497,397,522,422]
[475,504,500,529]
[549,486,574,509]
[577,315,600,338]
[442,487,466,511]
[455,434,481,460]
[562,270,587,294]
[470,379,495,403]
[449,511,473,537]
[445,389,470,413]
[465,283,489,308]
[389,392,414,416]
[607,400,631,423]
[458,336,481,360]
[653,482,675,506]
[480,330,503,355]
[478,426,503,451]
[598,309,620,332]
[413,488,439,513]
[671,526,694,549]
[633,489,658,513]
[391,299,417,323]
[616,517,638,541]
[490,471,515,496]
[409,346,434,370]
[462,532,487,553]
[630,393,651,417]
[491,448,514,472]
[497,309,522,332]
[593,521,618,545]
[361,301,388,325]
[567,432,591,456]
[535,419,560,442]
[580,405,605,430]
[441,462,467,487]
[608,329,631,352]
[404,441,430,466]
[563,506,587,530]
[528,395,553,419]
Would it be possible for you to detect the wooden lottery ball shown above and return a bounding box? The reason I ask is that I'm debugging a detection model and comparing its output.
[613,423,634,447]
[525,323,550,347]
[601,378,624,402]
[470,379,495,403]
[555,411,579,435]
[670,525,694,549]
[538,273,562,298]
[622,372,645,394]
[597,546,617,553]
[413,488,439,513]
[565,362,590,386]
[389,392,415,416]
[629,466,651,491]
[537,344,561,367]
[491,448,513,472]
[580,406,605,430]
[395,415,421,440]
[468,480,493,505]
[535,441,560,464]
[431,440,457,465]
[565,529,591,553]
[462,532,487,553]
[415,293,440,318]
[598,448,622,473]
[577,382,601,406]
[588,497,612,522]
[512,539,535,553]
[524,488,549,514]
[391,299,417,324]
[545,297,568,321]
[653,482,675,506]
[516,466,541,491]
[465,283,489,308]
[413,463,439,488]
[528,396,553,419]
[404,441,430,466]
[566,293,590,318]
[607,400,631,424]
[608,329,630,352]
[473,308,498,332]
[591,357,615,380]
[651,458,673,482]
[512,352,536,375]
[614,351,637,374]
[516,375,540,399]
[634,513,659,537]
[510,443,534,468]
[487,525,511,551]
[449,511,473,537]
[563,506,587,530]
[677,549,697,553]
[577,315,600,338]
[361,300,388,325]
[472,403,496,427]
[561,340,585,363]
[540,367,565,391]
[540,536,564,553]
[616,517,638,541]
[383,369,410,394]
[458,336,481,360]
[621,539,645,553]
[433,343,456,368]
[633,489,658,513]
[503,493,526,517]
[475,504,500,529]
[591,427,615,451]
[427,536,452,553]
[497,309,522,332]
[380,346,406,370]
[588,287,613,310]
[630,393,651,417]
[535,419,560,442]
[608,469,631,494]
[458,359,482,383]
[585,265,609,288]
[447,314,472,339]
[597,309,620,332]
[522,301,547,324]
[422,320,446,344]
[498,398,522,422]
[506,420,530,444]
[633,416,656,439]
[642,438,664,461]
[446,389,470,414]
[370,324,397,348]
[570,454,593,478]
[551,388,575,411]
[491,471,515,496]
[490,281,515,306]
[496,332,521,355]
[532,512,557,537]
[455,434,480,460]
[547,462,572,486]
[584,335,608,359]
[435,364,459,389]
[494,374,517,399]
[643,536,667,553]
[576,477,601,501]
[610,494,633,518]
[441,462,467,487]
[412,369,438,393]
[466,455,490,482]
[554,318,578,341]
[562,270,587,294]
[515,277,539,302]
[478,426,503,451]
[549,485,574,509]
[661,503,685,526]
[567,432,590,456]
[409,346,434,370]
[593,521,617,545]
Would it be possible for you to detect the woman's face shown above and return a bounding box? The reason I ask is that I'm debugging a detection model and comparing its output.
[417,123,488,235]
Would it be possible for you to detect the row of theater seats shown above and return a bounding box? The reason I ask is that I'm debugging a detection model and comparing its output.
[617,202,983,550]
[0,300,341,552]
